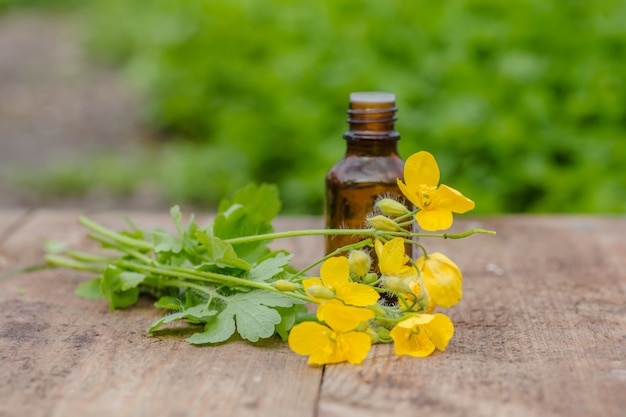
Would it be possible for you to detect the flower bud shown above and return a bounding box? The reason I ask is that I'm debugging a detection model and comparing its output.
[365,327,379,342]
[348,250,371,278]
[376,198,410,217]
[383,276,412,294]
[363,272,379,285]
[368,302,386,317]
[272,279,299,292]
[367,215,400,232]
[305,285,336,300]
[375,326,391,342]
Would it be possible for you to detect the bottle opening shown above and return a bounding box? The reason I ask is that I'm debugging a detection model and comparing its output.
[350,92,396,104]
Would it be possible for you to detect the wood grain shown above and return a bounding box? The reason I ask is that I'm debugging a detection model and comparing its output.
[1,211,625,417]
[318,216,626,417]
[0,210,323,417]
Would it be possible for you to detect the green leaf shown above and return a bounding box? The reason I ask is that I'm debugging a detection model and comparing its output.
[213,183,281,262]
[186,290,304,344]
[218,183,281,223]
[154,296,183,310]
[248,252,293,282]
[100,265,145,310]
[170,205,184,236]
[152,229,183,253]
[75,278,103,299]
[118,271,146,290]
[195,229,250,271]
[148,304,218,333]
[274,305,307,341]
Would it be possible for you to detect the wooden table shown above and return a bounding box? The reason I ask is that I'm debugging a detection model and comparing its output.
[0,210,624,417]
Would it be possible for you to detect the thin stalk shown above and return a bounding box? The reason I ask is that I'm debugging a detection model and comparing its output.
[117,261,311,302]
[88,234,154,265]
[390,209,419,223]
[385,228,496,239]
[224,228,376,245]
[79,216,154,251]
[45,254,104,273]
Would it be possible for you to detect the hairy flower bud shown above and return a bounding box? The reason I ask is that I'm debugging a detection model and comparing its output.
[272,279,299,292]
[305,285,337,300]
[383,276,412,294]
[368,302,386,317]
[363,272,379,285]
[348,250,371,278]
[367,215,401,232]
[375,326,391,342]
[376,198,410,217]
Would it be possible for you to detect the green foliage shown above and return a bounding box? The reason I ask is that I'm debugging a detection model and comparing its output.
[47,183,307,344]
[11,0,626,213]
[0,0,79,13]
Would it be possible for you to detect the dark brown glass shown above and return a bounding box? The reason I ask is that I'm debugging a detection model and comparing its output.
[325,92,407,254]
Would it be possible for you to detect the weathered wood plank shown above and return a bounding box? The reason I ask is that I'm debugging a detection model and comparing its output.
[317,216,626,417]
[2,212,625,417]
[0,209,29,243]
[0,210,323,417]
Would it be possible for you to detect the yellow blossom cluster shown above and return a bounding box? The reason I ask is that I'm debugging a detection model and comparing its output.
[287,151,476,365]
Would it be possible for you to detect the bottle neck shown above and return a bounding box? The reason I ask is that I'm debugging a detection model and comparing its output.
[343,93,400,156]
[343,137,399,157]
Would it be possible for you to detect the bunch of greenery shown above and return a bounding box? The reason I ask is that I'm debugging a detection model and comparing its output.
[6,0,626,213]
[44,152,495,365]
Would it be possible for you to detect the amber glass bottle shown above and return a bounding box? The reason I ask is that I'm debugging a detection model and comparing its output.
[325,92,408,255]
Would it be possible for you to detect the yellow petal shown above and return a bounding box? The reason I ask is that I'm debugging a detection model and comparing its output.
[397,314,434,328]
[419,252,463,308]
[398,265,418,280]
[320,256,350,289]
[288,321,330,355]
[340,331,373,364]
[390,318,436,357]
[397,178,423,209]
[416,208,453,231]
[437,184,475,214]
[338,282,380,306]
[404,151,440,190]
[317,300,374,332]
[425,313,454,351]
[378,238,406,276]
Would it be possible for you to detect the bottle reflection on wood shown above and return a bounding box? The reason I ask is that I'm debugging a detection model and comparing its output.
[325,92,413,259]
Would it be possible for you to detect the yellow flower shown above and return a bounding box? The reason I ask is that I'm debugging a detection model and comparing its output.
[412,252,463,312]
[397,151,474,231]
[374,238,416,280]
[390,313,454,357]
[288,321,372,365]
[303,257,379,306]
[317,299,375,332]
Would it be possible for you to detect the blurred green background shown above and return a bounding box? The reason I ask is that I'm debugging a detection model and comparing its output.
[3,0,625,214]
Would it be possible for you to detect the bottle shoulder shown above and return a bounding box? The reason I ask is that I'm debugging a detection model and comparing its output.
[327,154,405,184]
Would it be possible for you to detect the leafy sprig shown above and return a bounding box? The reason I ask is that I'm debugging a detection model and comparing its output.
[44,153,495,364]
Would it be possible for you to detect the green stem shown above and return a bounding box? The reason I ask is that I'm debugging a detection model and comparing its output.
[392,209,419,223]
[224,228,376,245]
[79,216,154,251]
[117,261,311,303]
[157,279,220,298]
[45,254,104,273]
[385,228,496,239]
[405,239,428,257]
[88,234,154,265]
